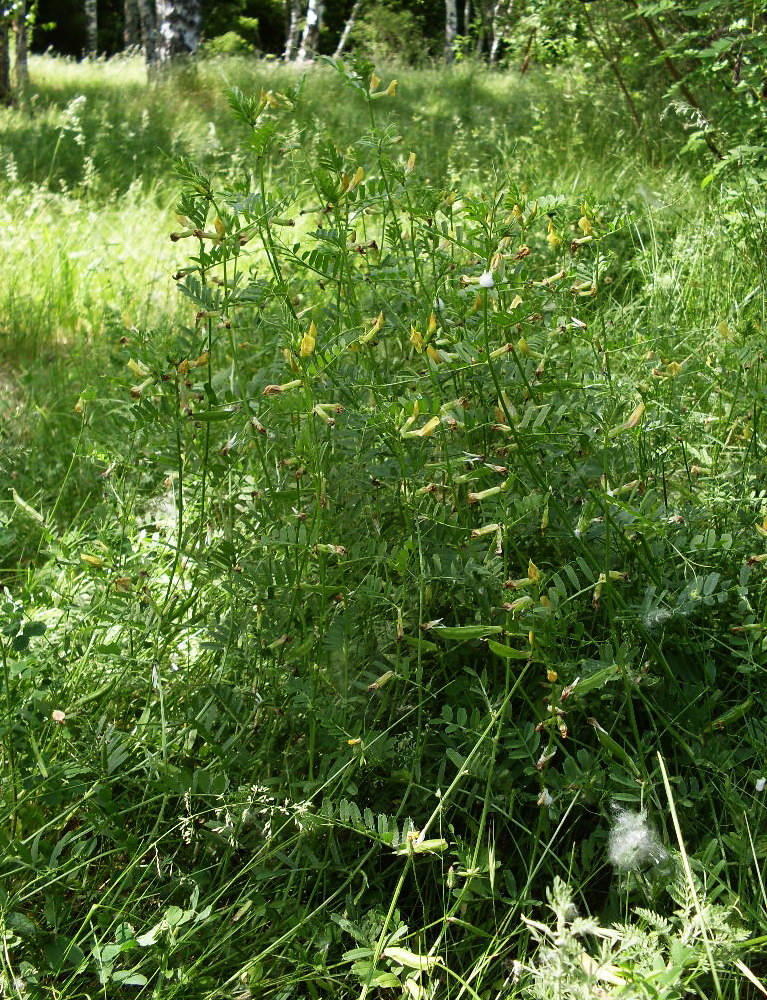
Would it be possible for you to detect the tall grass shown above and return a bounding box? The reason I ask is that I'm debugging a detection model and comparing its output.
[0,53,765,999]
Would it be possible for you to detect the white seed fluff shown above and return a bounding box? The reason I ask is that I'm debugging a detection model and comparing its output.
[756,777,766,793]
[478,270,495,288]
[608,806,668,872]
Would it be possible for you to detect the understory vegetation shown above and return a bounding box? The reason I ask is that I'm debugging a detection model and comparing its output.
[1,50,767,999]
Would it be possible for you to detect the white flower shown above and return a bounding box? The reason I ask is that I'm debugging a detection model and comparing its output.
[478,270,494,288]
[608,806,668,872]
[537,788,553,807]
[756,777,766,793]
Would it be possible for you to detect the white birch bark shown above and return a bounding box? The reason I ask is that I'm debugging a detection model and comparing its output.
[137,0,157,66]
[296,0,322,62]
[333,0,362,59]
[85,0,98,55]
[283,0,302,61]
[14,0,28,89]
[445,0,457,63]
[156,0,201,62]
[489,0,507,63]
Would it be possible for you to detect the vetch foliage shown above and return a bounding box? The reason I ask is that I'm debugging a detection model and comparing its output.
[1,51,767,1000]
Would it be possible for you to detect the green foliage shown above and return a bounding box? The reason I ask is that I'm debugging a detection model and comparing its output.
[349,4,431,65]
[1,50,767,1000]
[201,27,260,58]
[523,875,748,999]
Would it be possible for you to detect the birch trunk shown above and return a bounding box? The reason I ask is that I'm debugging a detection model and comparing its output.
[14,1,28,89]
[445,0,457,64]
[84,0,98,55]
[124,0,140,47]
[137,0,157,66]
[283,0,301,61]
[296,0,322,62]
[155,0,201,62]
[333,0,362,59]
[489,0,507,63]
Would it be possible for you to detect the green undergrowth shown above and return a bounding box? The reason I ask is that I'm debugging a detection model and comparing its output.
[1,54,766,999]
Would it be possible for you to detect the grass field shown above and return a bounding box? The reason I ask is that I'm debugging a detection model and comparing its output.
[1,52,767,999]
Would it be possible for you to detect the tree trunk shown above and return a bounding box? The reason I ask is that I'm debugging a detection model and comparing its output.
[14,1,28,90]
[473,0,488,56]
[445,0,457,63]
[155,0,201,63]
[124,0,140,47]
[84,0,98,55]
[518,27,535,74]
[137,0,157,66]
[296,0,322,62]
[489,0,507,63]
[0,20,10,105]
[283,0,301,60]
[333,0,362,59]
[463,0,471,38]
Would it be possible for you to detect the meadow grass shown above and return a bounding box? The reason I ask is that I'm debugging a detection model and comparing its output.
[0,53,766,999]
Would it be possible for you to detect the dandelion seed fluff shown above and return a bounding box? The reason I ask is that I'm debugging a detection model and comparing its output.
[608,806,668,872]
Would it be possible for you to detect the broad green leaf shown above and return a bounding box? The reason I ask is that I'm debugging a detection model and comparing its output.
[111,971,148,986]
[343,948,374,961]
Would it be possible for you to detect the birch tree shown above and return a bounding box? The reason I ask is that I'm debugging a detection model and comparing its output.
[13,0,27,89]
[283,0,301,60]
[296,0,322,62]
[445,0,457,63]
[137,0,156,66]
[84,0,98,55]
[489,0,509,63]
[155,0,201,62]
[333,0,362,59]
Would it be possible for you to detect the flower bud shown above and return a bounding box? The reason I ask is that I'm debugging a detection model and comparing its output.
[347,166,365,192]
[410,326,424,353]
[300,321,317,357]
[127,358,150,379]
